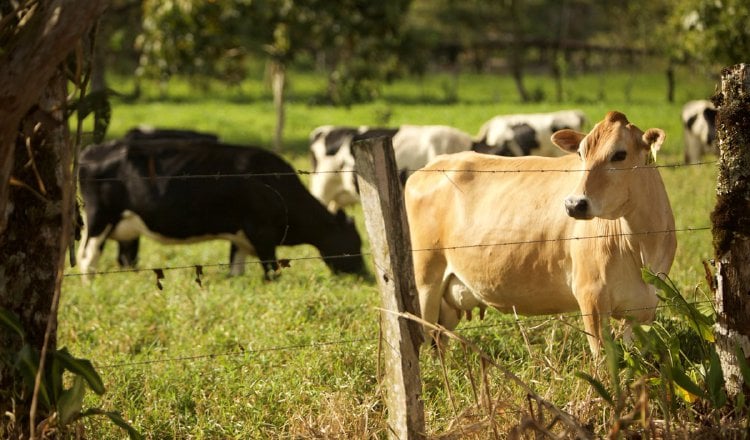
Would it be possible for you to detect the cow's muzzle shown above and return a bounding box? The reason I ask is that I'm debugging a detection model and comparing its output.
[565,196,592,219]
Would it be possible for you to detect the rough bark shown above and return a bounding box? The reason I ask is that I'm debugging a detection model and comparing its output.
[0,0,108,234]
[0,66,72,439]
[0,1,107,436]
[711,63,750,397]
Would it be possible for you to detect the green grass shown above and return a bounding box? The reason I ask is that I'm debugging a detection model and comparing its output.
[62,66,721,438]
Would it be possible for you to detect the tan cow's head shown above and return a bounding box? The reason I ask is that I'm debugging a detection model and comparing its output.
[551,111,666,220]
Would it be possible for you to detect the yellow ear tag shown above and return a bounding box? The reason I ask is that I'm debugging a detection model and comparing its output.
[647,144,657,165]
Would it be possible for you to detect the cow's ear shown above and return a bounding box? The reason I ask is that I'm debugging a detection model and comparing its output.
[642,128,665,164]
[551,129,585,154]
[642,128,666,152]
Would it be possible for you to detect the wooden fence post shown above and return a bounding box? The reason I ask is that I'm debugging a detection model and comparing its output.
[352,136,425,439]
[712,63,750,397]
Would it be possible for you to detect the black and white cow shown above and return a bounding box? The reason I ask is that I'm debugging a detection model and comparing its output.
[77,134,365,280]
[308,124,482,211]
[111,128,222,268]
[682,99,717,164]
[309,125,398,212]
[474,110,587,157]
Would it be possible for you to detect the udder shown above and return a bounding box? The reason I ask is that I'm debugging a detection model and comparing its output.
[442,274,487,328]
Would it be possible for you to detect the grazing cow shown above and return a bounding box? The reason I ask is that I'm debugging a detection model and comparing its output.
[309,125,398,212]
[475,109,587,157]
[393,125,478,182]
[77,135,365,280]
[404,111,676,355]
[308,124,480,211]
[112,127,223,267]
[682,99,717,164]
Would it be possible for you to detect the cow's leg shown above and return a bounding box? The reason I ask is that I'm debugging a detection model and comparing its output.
[573,285,611,358]
[259,254,280,281]
[117,239,140,267]
[77,224,112,281]
[684,132,702,164]
[616,284,659,347]
[249,240,279,281]
[413,252,449,348]
[228,244,247,276]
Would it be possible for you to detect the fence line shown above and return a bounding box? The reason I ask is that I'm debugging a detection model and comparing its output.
[63,225,710,278]
[76,160,717,183]
[89,299,716,371]
[67,154,717,370]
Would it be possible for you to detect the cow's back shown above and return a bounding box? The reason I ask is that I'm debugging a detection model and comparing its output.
[394,125,474,179]
[405,151,582,314]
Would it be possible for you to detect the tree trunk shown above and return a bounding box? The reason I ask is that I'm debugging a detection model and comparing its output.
[0,1,106,436]
[665,63,675,103]
[0,67,72,439]
[271,60,286,152]
[711,63,750,397]
[91,28,108,94]
[0,0,107,234]
[507,0,530,102]
[553,0,571,103]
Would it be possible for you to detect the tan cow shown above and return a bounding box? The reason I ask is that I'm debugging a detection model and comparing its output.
[404,111,677,355]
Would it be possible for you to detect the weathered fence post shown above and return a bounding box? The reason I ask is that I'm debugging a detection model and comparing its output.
[712,63,750,397]
[352,136,425,439]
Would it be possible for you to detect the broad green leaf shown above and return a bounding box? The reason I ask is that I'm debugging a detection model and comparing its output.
[81,408,144,440]
[575,371,614,406]
[707,349,727,408]
[670,366,706,401]
[46,354,64,404]
[602,330,621,400]
[735,345,750,387]
[58,376,86,425]
[673,382,698,403]
[0,308,25,340]
[15,344,50,410]
[52,348,105,395]
[695,299,717,322]
[642,268,714,342]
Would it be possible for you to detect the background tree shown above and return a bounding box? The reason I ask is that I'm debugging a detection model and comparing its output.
[132,0,411,148]
[667,0,750,72]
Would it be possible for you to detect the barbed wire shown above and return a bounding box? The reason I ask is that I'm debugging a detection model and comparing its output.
[89,298,716,370]
[76,160,717,183]
[63,226,710,278]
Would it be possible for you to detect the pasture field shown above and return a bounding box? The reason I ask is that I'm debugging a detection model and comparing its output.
[62,67,722,438]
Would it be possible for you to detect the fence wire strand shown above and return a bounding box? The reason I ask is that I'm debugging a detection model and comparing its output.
[90,298,716,370]
[77,159,717,183]
[64,226,710,278]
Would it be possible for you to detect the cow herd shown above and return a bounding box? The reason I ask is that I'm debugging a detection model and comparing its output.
[75,103,713,354]
[308,110,587,212]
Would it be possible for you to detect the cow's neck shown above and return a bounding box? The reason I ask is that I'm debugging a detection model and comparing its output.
[612,168,673,260]
[279,200,339,248]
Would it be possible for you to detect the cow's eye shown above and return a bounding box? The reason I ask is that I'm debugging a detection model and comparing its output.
[611,151,627,162]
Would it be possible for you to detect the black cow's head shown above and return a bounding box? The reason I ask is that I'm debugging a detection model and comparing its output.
[319,210,366,275]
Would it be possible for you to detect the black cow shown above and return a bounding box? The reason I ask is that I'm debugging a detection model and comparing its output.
[112,128,222,267]
[77,134,365,280]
